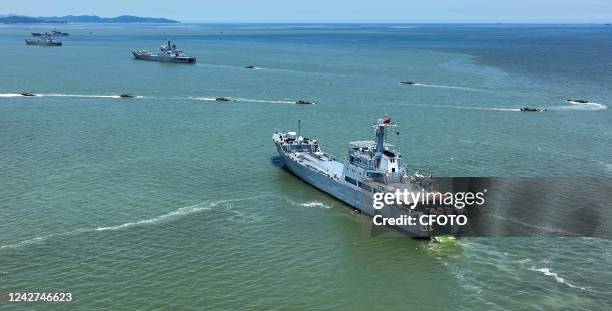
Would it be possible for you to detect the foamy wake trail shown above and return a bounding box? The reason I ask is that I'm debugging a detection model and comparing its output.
[529,267,586,290]
[399,102,520,112]
[285,198,333,209]
[190,97,296,104]
[191,97,217,101]
[234,98,297,104]
[0,229,90,250]
[42,93,121,99]
[557,100,608,111]
[489,214,572,234]
[403,100,607,112]
[452,106,520,112]
[95,196,270,233]
[1,236,49,249]
[2,93,146,99]
[300,201,333,209]
[0,200,232,250]
[0,93,30,98]
[484,108,522,111]
[413,83,486,92]
[95,202,214,231]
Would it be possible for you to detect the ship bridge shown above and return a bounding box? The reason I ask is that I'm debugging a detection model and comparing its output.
[346,139,405,184]
[347,141,396,169]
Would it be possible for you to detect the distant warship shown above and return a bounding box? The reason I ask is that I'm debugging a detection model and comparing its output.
[273,118,461,237]
[51,29,69,36]
[132,41,196,64]
[25,34,62,46]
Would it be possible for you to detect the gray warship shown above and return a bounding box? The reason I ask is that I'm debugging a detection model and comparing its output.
[25,34,62,46]
[51,29,69,36]
[132,41,196,64]
[273,118,460,237]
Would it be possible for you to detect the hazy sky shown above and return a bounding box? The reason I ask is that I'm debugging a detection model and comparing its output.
[3,0,611,22]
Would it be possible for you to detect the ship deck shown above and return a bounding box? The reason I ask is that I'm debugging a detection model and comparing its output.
[291,152,344,178]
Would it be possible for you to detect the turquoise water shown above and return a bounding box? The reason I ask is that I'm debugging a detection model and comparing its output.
[1,24,611,310]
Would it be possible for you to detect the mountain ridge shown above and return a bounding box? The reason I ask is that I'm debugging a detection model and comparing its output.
[0,14,179,24]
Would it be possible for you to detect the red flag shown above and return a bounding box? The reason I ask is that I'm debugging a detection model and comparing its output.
[383,118,392,125]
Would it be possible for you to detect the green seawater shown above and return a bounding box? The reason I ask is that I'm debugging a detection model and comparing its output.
[1,24,611,310]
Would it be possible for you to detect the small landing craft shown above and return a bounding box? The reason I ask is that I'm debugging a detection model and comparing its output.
[295,100,314,105]
[567,99,589,104]
[520,107,547,112]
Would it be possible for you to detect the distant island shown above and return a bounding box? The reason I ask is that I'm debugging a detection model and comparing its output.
[0,15,60,24]
[0,14,179,24]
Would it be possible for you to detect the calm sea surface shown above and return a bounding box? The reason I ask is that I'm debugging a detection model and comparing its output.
[1,23,611,310]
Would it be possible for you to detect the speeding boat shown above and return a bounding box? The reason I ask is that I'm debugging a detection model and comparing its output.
[20,92,35,97]
[215,97,233,102]
[567,99,589,104]
[400,81,416,85]
[119,94,135,98]
[245,65,256,69]
[295,100,314,105]
[520,107,547,112]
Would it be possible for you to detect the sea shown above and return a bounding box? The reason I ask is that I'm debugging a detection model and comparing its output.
[1,23,611,310]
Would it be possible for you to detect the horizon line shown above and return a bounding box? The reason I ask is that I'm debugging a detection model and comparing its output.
[2,13,611,24]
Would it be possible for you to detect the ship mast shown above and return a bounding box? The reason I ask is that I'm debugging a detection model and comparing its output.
[375,123,386,154]
[371,118,396,169]
[372,118,394,153]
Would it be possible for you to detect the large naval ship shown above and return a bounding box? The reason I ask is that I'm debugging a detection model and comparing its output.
[132,41,196,64]
[51,29,69,36]
[273,118,461,237]
[25,34,62,46]
[32,29,69,37]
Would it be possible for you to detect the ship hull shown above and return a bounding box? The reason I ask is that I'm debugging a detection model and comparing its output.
[132,53,196,64]
[25,40,62,46]
[275,143,442,238]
